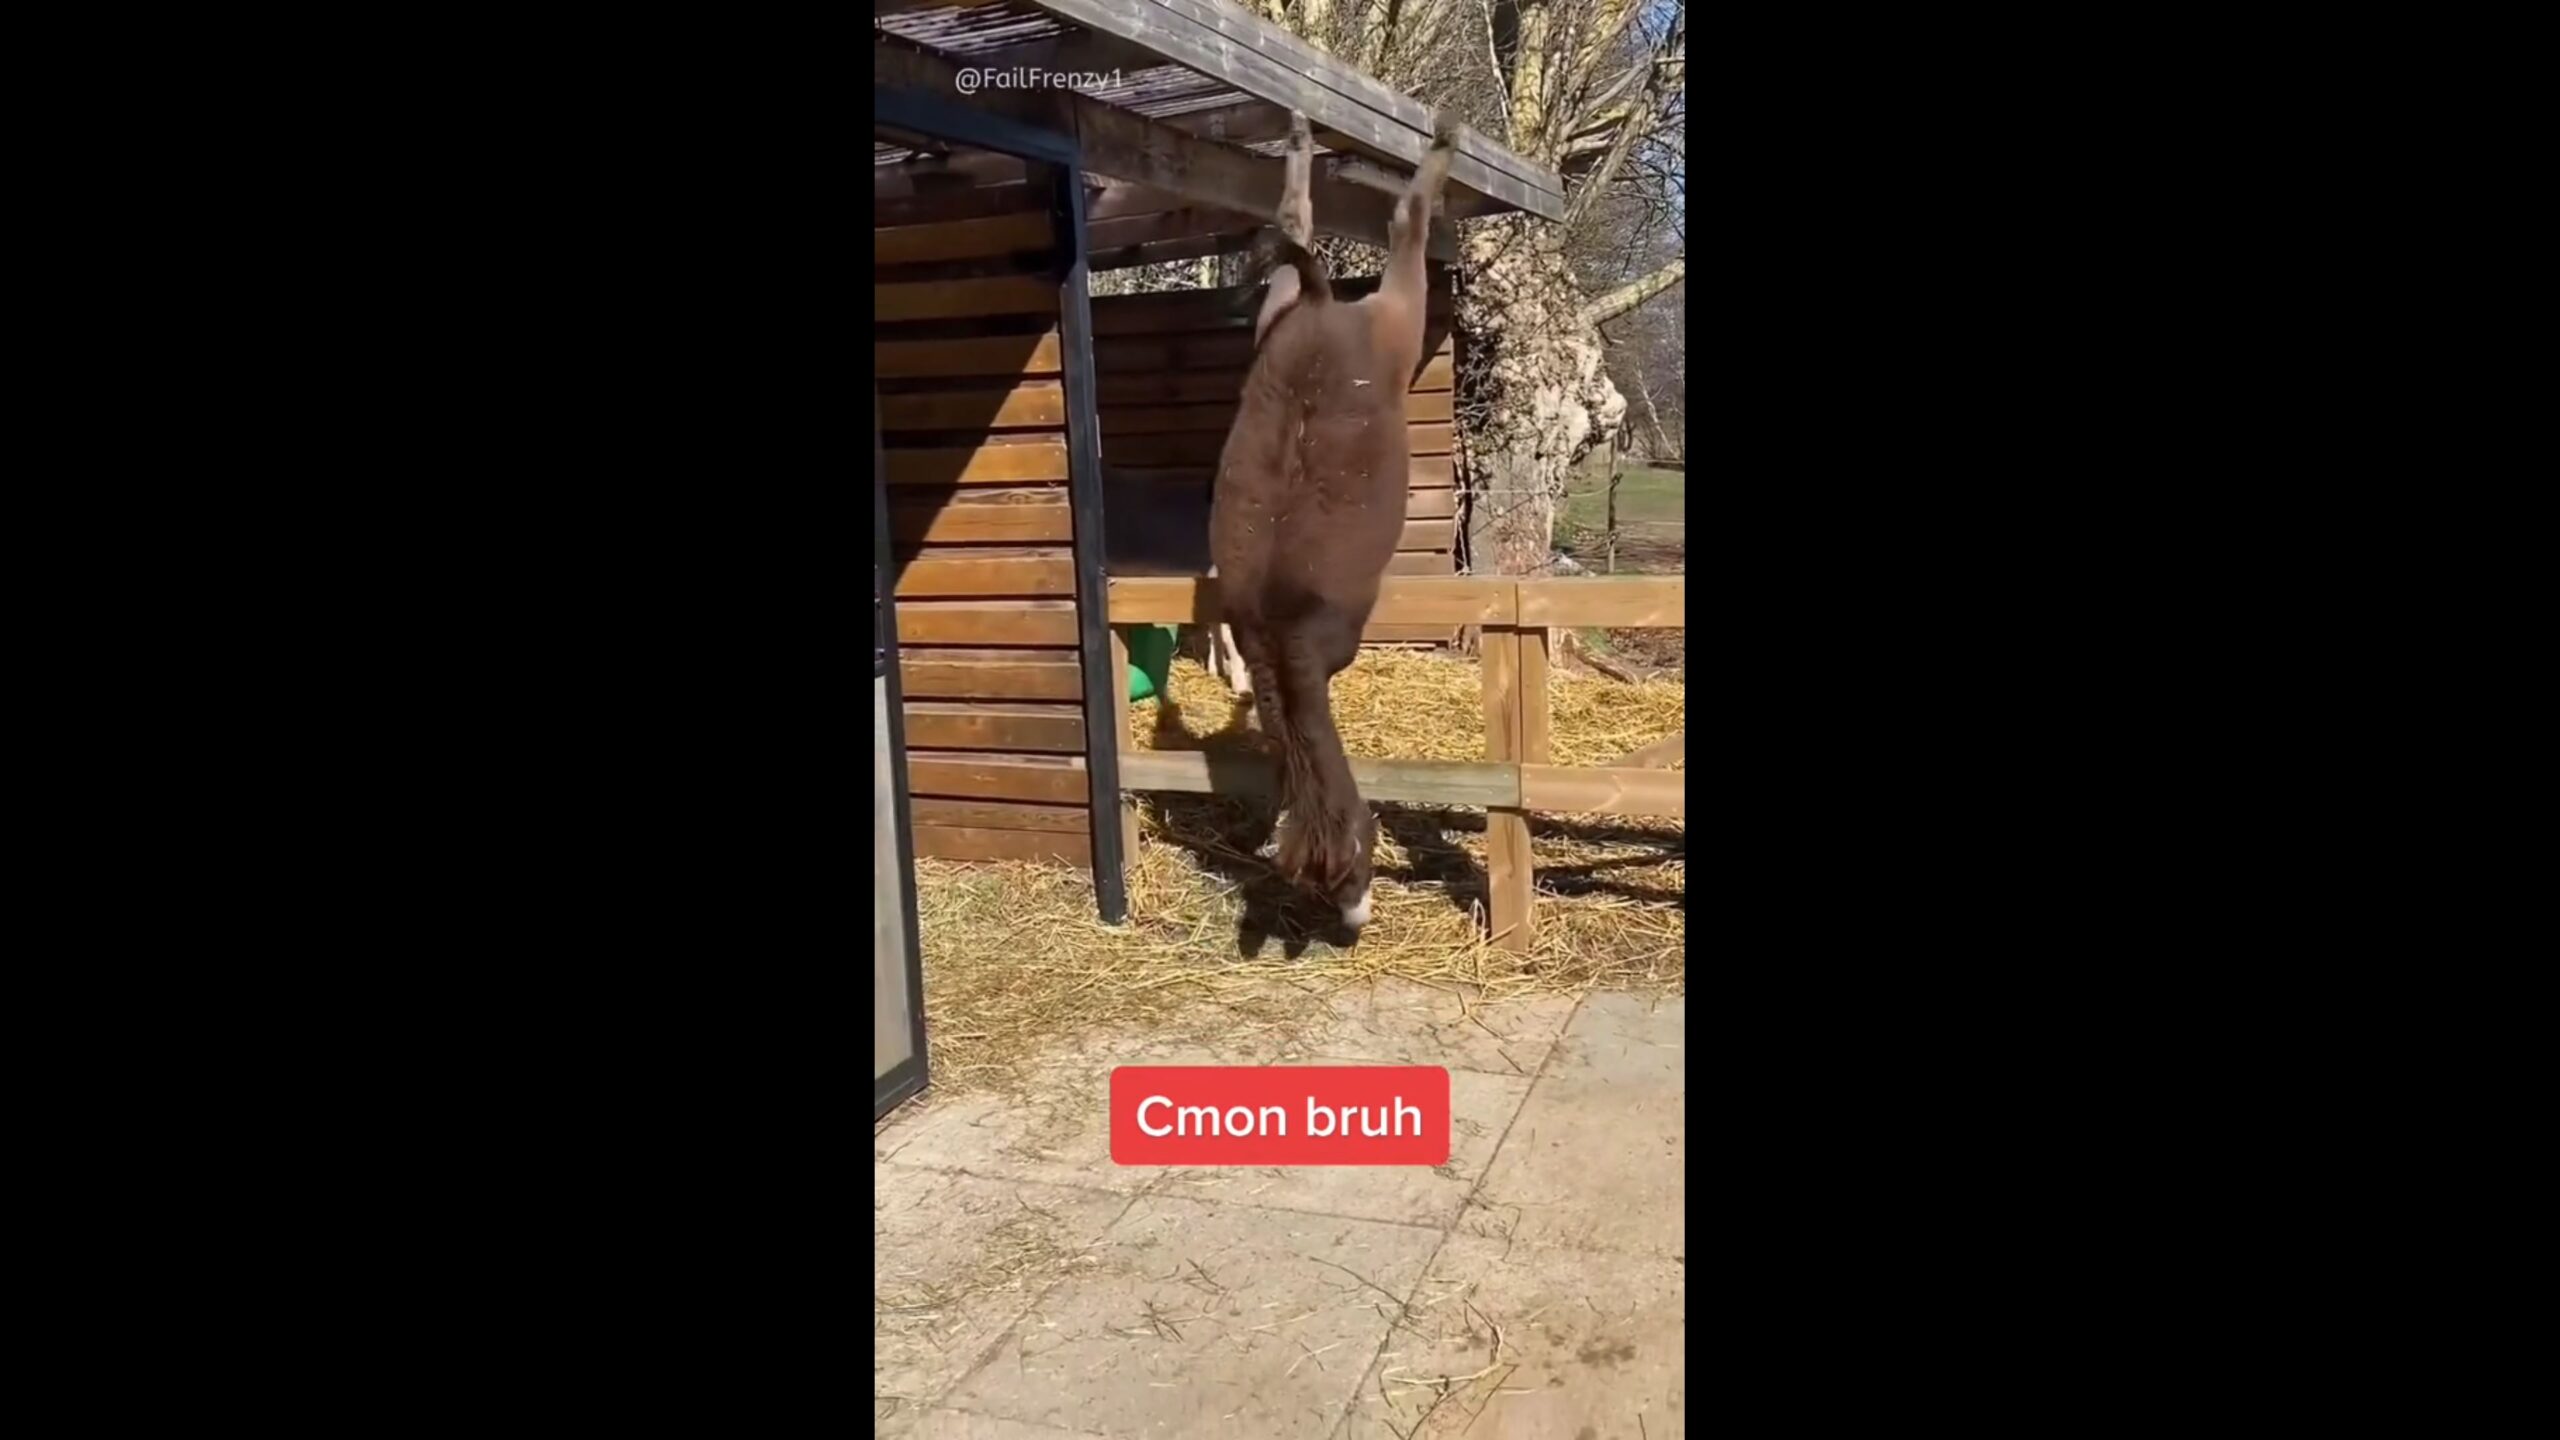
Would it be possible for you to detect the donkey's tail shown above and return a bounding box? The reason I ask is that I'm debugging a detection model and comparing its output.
[1268,238,1332,305]
[1243,233,1332,307]
[1270,633,1363,896]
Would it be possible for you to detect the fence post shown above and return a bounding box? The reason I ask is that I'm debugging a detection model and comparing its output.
[1482,583,1536,951]
[1109,629,1139,901]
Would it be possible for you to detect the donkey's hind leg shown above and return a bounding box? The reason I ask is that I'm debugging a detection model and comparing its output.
[1379,114,1457,326]
[1223,621,1296,857]
[1253,111,1317,349]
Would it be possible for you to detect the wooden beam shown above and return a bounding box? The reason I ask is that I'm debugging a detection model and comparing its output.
[875,40,1454,260]
[1090,227,1261,273]
[1514,577,1685,628]
[1088,206,1264,252]
[1521,625,1552,768]
[1482,623,1534,950]
[1086,179,1203,221]
[1117,749,1519,808]
[1323,154,1509,220]
[1608,732,1686,769]
[959,29,1165,79]
[1013,0,1566,220]
[1107,575,1515,625]
[1518,765,1685,819]
[1108,630,1141,872]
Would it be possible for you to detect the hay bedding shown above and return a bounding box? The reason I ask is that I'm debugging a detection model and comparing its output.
[911,650,1683,1099]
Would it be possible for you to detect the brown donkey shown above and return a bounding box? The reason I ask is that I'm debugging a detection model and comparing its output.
[1210,113,1456,930]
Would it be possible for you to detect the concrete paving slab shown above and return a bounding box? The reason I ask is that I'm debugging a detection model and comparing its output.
[875,1042,1255,1194]
[1269,979,1580,1077]
[1336,1234,1685,1439]
[1541,992,1684,1087]
[937,1194,1443,1439]
[875,1170,1134,1415]
[876,1405,1117,1438]
[1151,1066,1533,1228]
[1466,996,1683,1259]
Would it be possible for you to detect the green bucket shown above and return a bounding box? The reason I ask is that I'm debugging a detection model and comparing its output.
[1124,624,1178,703]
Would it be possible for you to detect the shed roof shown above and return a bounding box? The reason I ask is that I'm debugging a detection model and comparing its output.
[875,1,1567,233]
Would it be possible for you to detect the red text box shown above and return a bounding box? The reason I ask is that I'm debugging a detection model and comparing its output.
[1110,1066,1451,1166]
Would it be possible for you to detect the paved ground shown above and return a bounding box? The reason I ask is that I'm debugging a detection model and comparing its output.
[874,981,1684,1439]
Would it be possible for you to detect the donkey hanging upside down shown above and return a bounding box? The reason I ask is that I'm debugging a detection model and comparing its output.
[1209,111,1457,931]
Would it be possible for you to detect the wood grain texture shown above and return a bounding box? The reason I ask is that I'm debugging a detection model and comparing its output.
[911,823,1093,867]
[884,439,1071,485]
[1115,749,1519,807]
[1100,389,1453,434]
[1481,625,1534,952]
[874,209,1055,266]
[877,331,1064,379]
[1108,629,1140,866]
[1362,623,1464,644]
[905,750,1090,804]
[878,381,1067,431]
[889,487,1074,545]
[1520,627,1552,766]
[900,648,1084,702]
[1406,487,1456,520]
[1518,765,1684,818]
[1514,577,1684,627]
[893,547,1077,598]
[875,275,1060,323]
[907,797,1092,834]
[1609,732,1686,769]
[902,701,1085,753]
[1108,575,1514,625]
[1399,518,1455,552]
[895,599,1081,646]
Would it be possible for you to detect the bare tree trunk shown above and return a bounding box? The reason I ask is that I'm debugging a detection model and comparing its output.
[1461,216,1628,576]
[1634,370,1675,460]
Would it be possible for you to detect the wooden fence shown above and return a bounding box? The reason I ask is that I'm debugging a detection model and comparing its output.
[1106,574,1684,950]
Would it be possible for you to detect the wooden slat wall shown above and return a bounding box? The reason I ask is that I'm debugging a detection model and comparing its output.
[1089,272,1462,643]
[877,148,1095,869]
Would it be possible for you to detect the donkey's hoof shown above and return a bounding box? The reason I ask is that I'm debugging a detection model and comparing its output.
[1430,111,1459,149]
[1287,111,1312,149]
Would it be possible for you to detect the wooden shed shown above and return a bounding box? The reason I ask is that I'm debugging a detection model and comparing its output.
[873,0,1567,919]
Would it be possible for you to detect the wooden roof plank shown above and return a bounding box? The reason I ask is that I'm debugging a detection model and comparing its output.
[877,39,1457,260]
[1019,0,1566,220]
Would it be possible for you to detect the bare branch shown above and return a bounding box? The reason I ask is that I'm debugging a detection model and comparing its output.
[1581,255,1684,326]
[1560,3,1684,228]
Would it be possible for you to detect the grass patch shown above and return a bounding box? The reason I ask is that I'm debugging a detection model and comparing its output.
[1561,464,1684,535]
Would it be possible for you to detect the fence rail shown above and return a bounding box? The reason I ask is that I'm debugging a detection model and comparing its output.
[1109,574,1685,950]
[1107,574,1682,628]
